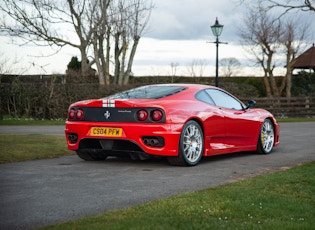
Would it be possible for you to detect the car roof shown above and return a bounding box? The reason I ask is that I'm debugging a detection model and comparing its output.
[104,84,216,100]
[154,83,213,90]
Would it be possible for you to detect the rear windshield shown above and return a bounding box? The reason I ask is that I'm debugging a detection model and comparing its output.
[104,85,186,99]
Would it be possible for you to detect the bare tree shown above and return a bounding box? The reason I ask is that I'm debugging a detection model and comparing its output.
[109,0,152,86]
[0,0,153,85]
[187,59,207,82]
[241,0,315,14]
[262,0,315,15]
[239,1,311,97]
[278,19,308,97]
[0,1,99,74]
[123,0,150,85]
[170,62,179,83]
[0,54,13,74]
[220,57,241,77]
[239,5,281,97]
[0,53,27,74]
[91,0,112,85]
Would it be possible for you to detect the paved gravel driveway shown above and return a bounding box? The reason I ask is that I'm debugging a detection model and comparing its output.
[0,123,314,229]
[0,125,64,135]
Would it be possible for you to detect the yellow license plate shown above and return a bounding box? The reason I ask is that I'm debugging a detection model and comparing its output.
[90,127,122,137]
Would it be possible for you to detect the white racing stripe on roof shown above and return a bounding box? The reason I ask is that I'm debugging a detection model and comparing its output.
[102,99,115,107]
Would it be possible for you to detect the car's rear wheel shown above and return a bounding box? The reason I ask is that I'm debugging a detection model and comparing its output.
[257,119,275,154]
[76,149,108,161]
[168,120,204,166]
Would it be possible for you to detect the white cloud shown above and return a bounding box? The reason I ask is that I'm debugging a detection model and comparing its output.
[147,0,241,40]
[1,0,314,76]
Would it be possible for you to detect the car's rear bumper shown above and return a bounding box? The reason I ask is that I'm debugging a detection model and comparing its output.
[65,121,183,157]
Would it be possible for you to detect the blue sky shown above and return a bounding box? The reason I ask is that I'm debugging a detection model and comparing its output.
[1,0,314,76]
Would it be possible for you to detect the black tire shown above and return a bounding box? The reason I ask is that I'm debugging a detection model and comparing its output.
[167,120,204,166]
[76,149,108,161]
[257,119,275,154]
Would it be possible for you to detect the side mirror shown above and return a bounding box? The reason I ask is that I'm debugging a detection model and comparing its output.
[245,100,256,109]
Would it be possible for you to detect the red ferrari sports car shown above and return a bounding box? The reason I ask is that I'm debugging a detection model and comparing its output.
[65,84,279,166]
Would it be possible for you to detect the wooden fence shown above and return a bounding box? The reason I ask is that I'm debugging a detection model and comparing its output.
[251,97,315,118]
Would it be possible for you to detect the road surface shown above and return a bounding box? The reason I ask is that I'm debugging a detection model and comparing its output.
[0,123,314,229]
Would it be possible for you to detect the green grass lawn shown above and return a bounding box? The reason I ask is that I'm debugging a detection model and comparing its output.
[41,161,315,230]
[0,134,72,164]
[276,117,315,122]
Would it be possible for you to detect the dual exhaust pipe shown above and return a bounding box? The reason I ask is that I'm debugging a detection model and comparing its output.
[142,136,164,147]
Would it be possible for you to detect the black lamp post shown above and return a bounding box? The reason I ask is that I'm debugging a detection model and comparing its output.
[211,17,224,87]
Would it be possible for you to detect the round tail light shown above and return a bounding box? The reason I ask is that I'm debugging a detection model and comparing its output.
[76,109,84,120]
[151,110,163,121]
[137,110,148,121]
[68,109,76,119]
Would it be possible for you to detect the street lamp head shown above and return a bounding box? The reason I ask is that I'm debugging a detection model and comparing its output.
[211,17,223,37]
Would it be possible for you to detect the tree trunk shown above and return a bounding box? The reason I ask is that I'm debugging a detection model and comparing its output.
[92,38,105,85]
[269,72,279,97]
[263,73,272,97]
[261,62,272,97]
[114,33,121,83]
[265,49,279,97]
[80,47,90,75]
[286,71,292,98]
[118,34,127,86]
[105,27,111,85]
[94,56,106,86]
[280,64,292,98]
[98,36,106,86]
[123,36,140,85]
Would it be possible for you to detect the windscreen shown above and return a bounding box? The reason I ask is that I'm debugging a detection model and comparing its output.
[104,85,186,99]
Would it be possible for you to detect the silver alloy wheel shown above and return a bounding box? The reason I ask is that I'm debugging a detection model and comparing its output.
[259,119,275,154]
[182,122,203,164]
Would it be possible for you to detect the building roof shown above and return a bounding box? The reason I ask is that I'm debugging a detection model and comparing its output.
[291,44,315,70]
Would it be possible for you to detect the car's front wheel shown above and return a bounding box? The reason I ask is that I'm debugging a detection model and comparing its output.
[257,119,275,154]
[168,120,204,166]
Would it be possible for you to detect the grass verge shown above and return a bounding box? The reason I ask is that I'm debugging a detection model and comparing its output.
[0,134,72,164]
[42,161,315,230]
[276,117,315,122]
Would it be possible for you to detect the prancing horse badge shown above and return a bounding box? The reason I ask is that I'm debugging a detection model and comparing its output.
[104,111,110,119]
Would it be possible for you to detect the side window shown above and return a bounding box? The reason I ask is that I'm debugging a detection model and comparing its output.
[195,90,215,105]
[206,89,244,110]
